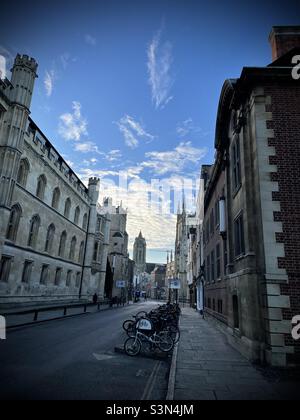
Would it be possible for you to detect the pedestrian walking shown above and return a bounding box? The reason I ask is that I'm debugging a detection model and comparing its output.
[93,293,98,305]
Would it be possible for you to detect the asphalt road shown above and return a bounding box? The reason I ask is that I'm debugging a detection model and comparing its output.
[0,301,170,400]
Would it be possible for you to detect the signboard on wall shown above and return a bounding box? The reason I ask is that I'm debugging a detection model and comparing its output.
[116,280,126,288]
[169,279,181,289]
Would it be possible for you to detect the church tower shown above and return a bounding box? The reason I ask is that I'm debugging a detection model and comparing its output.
[0,54,38,259]
[133,231,146,273]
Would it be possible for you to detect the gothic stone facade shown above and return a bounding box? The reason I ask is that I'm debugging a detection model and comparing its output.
[0,54,111,306]
[202,26,300,366]
[133,231,147,275]
[104,198,130,299]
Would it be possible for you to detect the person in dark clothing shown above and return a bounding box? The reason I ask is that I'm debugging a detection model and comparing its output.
[93,293,98,305]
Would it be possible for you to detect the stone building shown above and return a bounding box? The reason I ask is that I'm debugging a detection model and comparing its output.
[0,54,111,307]
[150,265,167,300]
[201,26,300,366]
[174,203,188,301]
[104,198,130,299]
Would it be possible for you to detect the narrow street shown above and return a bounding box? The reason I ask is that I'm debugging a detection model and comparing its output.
[0,301,170,401]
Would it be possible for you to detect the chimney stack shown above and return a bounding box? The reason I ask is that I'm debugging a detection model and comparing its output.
[269,26,300,61]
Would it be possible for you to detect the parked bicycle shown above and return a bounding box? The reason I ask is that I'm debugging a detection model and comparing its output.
[124,317,174,356]
[123,303,181,356]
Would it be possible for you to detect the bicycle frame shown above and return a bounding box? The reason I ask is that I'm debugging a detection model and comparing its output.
[133,330,160,347]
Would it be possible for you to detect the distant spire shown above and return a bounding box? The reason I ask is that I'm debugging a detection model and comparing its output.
[182,193,186,214]
[138,231,143,239]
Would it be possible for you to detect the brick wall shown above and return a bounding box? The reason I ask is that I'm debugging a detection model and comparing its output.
[266,83,300,362]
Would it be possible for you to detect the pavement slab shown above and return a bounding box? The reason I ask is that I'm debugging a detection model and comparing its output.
[173,308,299,401]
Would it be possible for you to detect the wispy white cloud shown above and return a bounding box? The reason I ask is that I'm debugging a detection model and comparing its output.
[44,70,56,97]
[143,141,207,176]
[106,150,122,162]
[176,118,210,138]
[60,52,77,70]
[85,34,97,46]
[147,27,174,110]
[58,101,88,141]
[116,115,155,149]
[74,141,100,153]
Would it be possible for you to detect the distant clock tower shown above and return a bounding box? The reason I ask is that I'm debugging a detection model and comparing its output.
[133,231,146,273]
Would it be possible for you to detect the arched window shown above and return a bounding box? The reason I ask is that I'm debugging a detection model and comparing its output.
[69,236,77,261]
[82,213,88,230]
[45,224,55,253]
[93,241,99,262]
[54,268,62,286]
[36,175,47,200]
[17,159,30,187]
[58,231,67,258]
[28,215,41,248]
[6,204,22,242]
[74,206,80,225]
[78,241,85,264]
[52,187,61,210]
[66,270,73,287]
[64,198,71,218]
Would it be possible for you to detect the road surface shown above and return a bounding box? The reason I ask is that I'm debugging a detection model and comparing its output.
[0,301,170,400]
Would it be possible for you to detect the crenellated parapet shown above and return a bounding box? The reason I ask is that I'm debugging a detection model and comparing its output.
[12,54,38,73]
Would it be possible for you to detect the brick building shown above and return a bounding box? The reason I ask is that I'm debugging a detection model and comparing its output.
[202,26,300,366]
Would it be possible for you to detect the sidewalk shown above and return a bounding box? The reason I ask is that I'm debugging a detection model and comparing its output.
[173,308,299,400]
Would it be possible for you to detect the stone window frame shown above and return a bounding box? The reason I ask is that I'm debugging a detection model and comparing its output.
[21,260,33,284]
[78,241,85,264]
[51,187,61,210]
[17,158,30,187]
[45,223,56,254]
[69,236,77,261]
[66,270,73,287]
[54,267,62,286]
[210,249,215,282]
[82,213,88,230]
[36,174,47,200]
[58,231,67,258]
[216,243,221,280]
[64,198,71,219]
[6,203,22,242]
[74,206,80,225]
[28,214,41,249]
[234,211,245,259]
[40,264,49,285]
[0,255,13,283]
[232,135,242,194]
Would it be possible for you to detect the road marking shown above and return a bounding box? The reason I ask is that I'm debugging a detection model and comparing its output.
[140,361,162,401]
[93,353,116,361]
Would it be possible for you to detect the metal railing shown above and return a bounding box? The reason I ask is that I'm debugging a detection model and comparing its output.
[2,299,111,328]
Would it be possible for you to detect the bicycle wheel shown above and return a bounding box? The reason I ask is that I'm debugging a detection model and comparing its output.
[124,337,141,357]
[126,322,137,338]
[135,311,148,319]
[166,325,180,344]
[157,332,174,352]
[123,320,134,332]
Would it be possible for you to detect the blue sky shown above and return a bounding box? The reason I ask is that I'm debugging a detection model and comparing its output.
[1,0,300,263]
